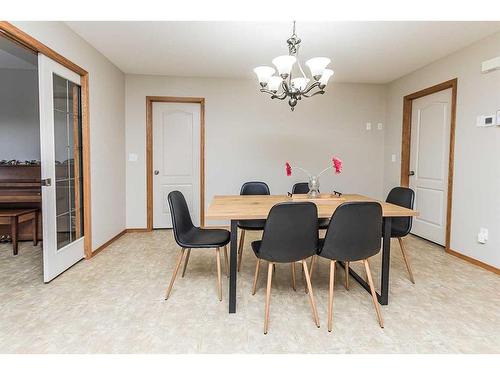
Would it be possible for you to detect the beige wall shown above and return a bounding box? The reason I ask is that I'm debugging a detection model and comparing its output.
[12,22,126,251]
[384,31,500,268]
[125,75,387,228]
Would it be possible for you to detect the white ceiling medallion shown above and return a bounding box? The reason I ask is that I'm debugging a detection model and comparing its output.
[253,21,334,111]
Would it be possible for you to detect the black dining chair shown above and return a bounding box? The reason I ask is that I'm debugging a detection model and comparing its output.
[237,181,270,272]
[385,187,416,284]
[292,182,329,283]
[318,202,384,332]
[251,201,320,334]
[165,191,230,301]
[292,182,330,230]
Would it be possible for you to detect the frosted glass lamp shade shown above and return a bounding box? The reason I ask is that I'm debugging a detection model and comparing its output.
[319,69,334,86]
[291,77,310,91]
[306,57,331,80]
[254,66,275,86]
[272,55,297,77]
[267,76,282,92]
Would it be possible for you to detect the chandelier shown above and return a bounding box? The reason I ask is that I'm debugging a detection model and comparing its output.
[253,21,334,111]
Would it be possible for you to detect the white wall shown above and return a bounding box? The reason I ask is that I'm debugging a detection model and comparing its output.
[12,22,126,251]
[384,31,500,268]
[0,68,40,160]
[125,75,387,228]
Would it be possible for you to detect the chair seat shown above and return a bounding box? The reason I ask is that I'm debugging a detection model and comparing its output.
[237,219,266,230]
[251,240,262,255]
[177,228,230,248]
[382,220,408,238]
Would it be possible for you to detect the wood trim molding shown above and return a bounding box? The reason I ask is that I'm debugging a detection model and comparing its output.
[0,21,93,258]
[90,229,127,258]
[447,248,500,275]
[145,96,206,231]
[0,21,87,76]
[400,78,458,252]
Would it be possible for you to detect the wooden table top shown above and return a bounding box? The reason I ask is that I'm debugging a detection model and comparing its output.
[206,194,418,220]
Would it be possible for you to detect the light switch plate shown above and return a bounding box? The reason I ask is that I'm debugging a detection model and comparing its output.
[391,154,396,162]
[377,123,383,130]
[496,110,500,125]
[366,122,372,130]
[128,153,138,162]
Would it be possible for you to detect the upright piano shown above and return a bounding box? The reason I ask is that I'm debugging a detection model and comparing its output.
[0,165,42,241]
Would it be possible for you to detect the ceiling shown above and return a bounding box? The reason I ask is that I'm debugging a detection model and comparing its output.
[0,35,37,70]
[66,21,500,83]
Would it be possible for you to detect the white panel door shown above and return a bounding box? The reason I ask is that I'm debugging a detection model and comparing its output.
[409,88,451,245]
[38,54,85,282]
[153,102,200,228]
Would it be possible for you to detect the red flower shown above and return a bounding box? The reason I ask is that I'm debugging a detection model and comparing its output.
[332,157,342,174]
[285,162,292,176]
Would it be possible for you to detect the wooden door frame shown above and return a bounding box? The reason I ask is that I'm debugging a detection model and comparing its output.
[400,78,457,252]
[146,96,205,231]
[0,22,93,259]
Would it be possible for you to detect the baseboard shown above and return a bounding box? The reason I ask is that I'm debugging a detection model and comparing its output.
[125,228,149,232]
[90,229,127,258]
[446,248,499,275]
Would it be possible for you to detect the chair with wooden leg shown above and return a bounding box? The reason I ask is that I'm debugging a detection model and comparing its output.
[237,181,270,272]
[385,187,416,284]
[318,202,384,332]
[250,201,320,334]
[164,191,230,301]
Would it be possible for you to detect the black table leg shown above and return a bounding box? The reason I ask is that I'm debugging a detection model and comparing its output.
[379,216,391,305]
[229,220,238,313]
[337,216,392,305]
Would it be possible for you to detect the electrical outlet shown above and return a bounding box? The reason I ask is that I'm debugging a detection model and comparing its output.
[366,122,372,130]
[477,228,488,244]
[377,123,383,130]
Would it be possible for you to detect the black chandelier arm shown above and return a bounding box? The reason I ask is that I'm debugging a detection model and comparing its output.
[302,89,325,98]
[300,81,322,96]
[259,88,288,100]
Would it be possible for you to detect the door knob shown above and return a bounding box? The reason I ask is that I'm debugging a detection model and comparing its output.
[409,171,415,176]
[154,170,159,175]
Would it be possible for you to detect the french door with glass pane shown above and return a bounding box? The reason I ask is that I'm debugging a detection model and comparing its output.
[38,54,84,282]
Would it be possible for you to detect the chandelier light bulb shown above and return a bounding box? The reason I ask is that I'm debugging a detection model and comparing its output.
[319,69,334,86]
[253,66,275,86]
[267,76,282,92]
[306,57,331,80]
[272,55,297,78]
[291,77,310,91]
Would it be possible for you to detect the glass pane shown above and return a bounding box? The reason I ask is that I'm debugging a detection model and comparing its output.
[53,74,67,112]
[56,179,70,216]
[53,73,84,250]
[56,213,71,249]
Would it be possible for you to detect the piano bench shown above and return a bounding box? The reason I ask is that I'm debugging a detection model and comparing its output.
[0,209,39,255]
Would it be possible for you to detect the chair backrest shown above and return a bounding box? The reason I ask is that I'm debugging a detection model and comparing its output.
[292,182,309,194]
[240,181,270,195]
[258,202,318,263]
[386,187,415,237]
[320,202,382,262]
[167,191,195,246]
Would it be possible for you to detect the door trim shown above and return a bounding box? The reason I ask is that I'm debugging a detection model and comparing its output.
[146,96,205,231]
[400,78,457,252]
[0,21,93,259]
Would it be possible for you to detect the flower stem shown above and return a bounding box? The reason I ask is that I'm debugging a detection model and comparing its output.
[295,166,312,178]
[317,165,333,178]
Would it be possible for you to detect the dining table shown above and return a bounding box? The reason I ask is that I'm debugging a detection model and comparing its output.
[206,193,419,313]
